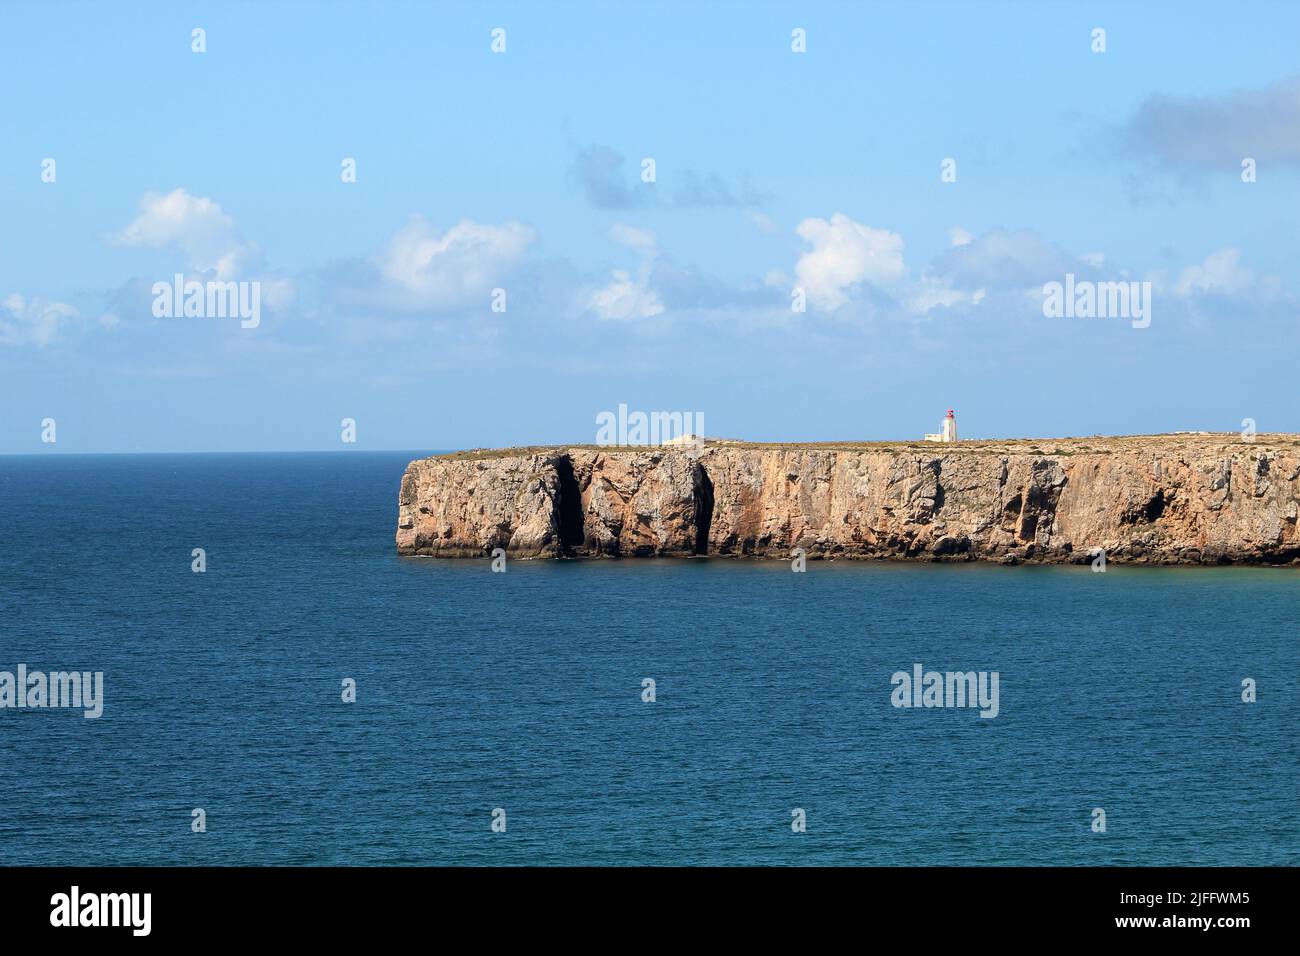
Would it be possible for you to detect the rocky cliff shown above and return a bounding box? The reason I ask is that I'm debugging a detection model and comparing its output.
[396,436,1300,565]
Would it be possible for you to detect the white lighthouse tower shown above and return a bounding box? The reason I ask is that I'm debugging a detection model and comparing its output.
[924,409,959,443]
[942,408,958,443]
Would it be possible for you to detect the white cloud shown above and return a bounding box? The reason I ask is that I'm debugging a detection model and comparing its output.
[794,213,905,310]
[109,190,297,319]
[927,228,1082,291]
[948,227,973,247]
[112,188,254,278]
[906,276,985,314]
[0,294,79,346]
[377,216,536,304]
[1174,247,1252,296]
[608,223,658,252]
[587,223,663,320]
[587,269,664,320]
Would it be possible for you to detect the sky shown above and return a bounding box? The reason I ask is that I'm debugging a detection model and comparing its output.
[2,0,1298,453]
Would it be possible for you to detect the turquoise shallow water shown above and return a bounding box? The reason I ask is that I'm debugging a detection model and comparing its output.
[0,451,1296,865]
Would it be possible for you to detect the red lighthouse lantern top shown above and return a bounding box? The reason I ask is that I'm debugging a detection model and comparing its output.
[946,409,955,419]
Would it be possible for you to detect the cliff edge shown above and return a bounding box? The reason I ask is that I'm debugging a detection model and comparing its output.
[396,435,1300,565]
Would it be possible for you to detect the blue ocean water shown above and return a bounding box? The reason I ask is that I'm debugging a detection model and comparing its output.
[0,451,1296,866]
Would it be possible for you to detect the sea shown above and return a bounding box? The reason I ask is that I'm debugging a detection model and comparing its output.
[1,451,1296,866]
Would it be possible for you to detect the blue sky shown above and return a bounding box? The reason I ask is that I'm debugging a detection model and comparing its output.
[2,0,1298,453]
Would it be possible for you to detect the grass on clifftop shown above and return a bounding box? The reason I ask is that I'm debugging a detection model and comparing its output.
[431,433,1300,461]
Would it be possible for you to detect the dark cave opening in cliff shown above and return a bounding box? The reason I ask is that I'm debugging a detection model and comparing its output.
[554,455,585,554]
[693,464,714,555]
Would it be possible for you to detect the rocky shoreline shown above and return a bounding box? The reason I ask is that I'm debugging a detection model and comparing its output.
[395,436,1300,565]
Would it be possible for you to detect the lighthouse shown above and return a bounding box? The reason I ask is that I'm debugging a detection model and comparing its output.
[942,409,958,443]
[924,409,959,443]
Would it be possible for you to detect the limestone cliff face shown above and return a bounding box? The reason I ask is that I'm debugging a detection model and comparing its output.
[396,453,566,557]
[396,437,1300,565]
